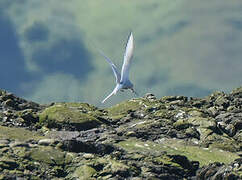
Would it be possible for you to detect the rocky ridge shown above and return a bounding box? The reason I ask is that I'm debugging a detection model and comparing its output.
[0,87,241,179]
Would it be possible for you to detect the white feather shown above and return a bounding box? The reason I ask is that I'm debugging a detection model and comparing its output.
[98,49,121,83]
[102,84,120,103]
[120,32,134,83]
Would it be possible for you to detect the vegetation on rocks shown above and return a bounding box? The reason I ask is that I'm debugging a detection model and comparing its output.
[0,88,241,179]
[39,103,103,130]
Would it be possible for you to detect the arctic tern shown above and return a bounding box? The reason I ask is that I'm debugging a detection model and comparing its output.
[100,32,137,103]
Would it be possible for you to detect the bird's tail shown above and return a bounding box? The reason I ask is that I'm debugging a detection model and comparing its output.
[102,84,121,103]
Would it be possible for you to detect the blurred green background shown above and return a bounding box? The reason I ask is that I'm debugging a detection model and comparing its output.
[1,0,242,106]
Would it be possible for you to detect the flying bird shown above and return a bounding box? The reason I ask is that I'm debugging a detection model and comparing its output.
[99,32,137,103]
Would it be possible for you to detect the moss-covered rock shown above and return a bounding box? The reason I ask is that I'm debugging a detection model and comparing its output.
[73,165,97,179]
[39,103,103,130]
[117,138,239,167]
[106,99,142,120]
[29,146,67,165]
[0,125,44,141]
[0,87,242,179]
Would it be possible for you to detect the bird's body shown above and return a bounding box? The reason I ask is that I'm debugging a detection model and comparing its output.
[120,79,133,89]
[99,32,136,103]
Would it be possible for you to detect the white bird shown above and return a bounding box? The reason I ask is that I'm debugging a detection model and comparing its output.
[99,32,137,103]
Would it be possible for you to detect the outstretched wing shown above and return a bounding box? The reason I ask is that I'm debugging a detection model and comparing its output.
[120,32,134,83]
[102,84,120,103]
[98,49,121,83]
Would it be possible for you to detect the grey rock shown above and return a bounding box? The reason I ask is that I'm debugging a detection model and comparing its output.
[144,93,156,100]
[0,139,10,145]
[38,139,57,146]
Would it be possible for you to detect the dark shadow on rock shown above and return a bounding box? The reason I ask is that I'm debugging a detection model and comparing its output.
[61,140,115,155]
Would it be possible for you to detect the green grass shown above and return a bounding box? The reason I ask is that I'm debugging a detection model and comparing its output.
[117,138,239,166]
